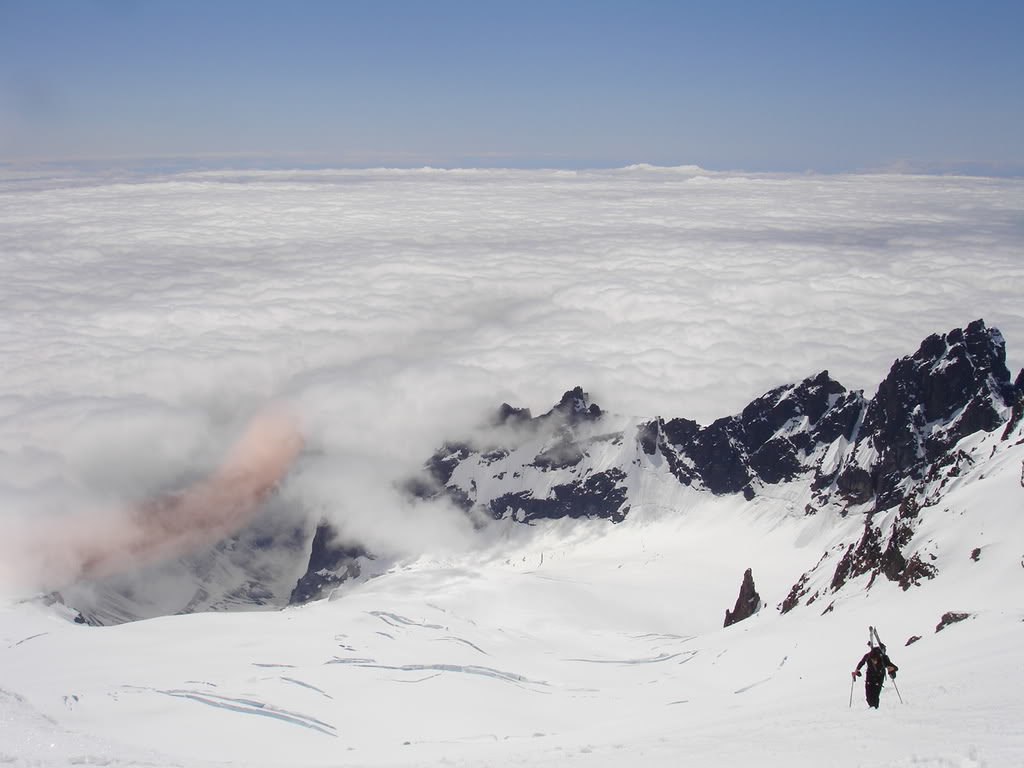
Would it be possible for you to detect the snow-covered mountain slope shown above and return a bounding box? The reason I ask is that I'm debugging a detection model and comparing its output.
[44,320,1020,625]
[2,438,1022,766]
[2,321,1021,767]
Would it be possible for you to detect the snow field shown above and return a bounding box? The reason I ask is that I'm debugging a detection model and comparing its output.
[3,444,1022,767]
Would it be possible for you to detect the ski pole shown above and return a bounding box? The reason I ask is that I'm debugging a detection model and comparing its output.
[890,674,904,704]
[849,675,855,707]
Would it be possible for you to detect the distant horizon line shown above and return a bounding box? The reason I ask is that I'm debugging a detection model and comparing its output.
[1,153,1022,180]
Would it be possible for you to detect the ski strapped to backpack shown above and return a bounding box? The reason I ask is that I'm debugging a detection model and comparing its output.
[870,625,885,651]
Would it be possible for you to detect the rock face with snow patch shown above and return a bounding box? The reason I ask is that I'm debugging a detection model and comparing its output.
[834,319,1016,511]
[645,369,865,498]
[413,386,631,524]
[289,522,370,604]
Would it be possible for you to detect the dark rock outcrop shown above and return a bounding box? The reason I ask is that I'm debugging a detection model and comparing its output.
[835,466,874,505]
[780,573,810,615]
[724,568,762,627]
[289,522,370,604]
[935,612,972,632]
[489,469,629,523]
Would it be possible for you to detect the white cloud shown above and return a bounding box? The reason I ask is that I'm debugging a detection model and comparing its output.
[0,166,1022,591]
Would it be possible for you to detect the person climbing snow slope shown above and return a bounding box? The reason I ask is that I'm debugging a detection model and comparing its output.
[853,645,898,709]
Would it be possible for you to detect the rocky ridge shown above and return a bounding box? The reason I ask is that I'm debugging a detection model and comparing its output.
[307,319,1017,611]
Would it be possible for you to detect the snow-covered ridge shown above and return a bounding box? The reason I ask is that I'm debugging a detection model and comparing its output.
[261,320,1021,616]
[411,319,1016,515]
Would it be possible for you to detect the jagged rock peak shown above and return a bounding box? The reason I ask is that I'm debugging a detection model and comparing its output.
[490,388,601,430]
[839,319,1016,509]
[543,386,602,423]
[739,368,862,449]
[872,319,1014,429]
[724,568,762,627]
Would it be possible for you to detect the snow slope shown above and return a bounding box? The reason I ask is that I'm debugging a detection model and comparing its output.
[3,427,1022,767]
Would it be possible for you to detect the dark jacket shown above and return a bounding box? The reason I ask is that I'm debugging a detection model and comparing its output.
[856,648,897,685]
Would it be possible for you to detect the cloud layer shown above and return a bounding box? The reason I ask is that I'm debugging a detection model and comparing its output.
[1,166,1022,588]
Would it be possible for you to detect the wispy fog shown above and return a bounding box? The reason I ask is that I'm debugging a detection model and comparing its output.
[1,166,1021,592]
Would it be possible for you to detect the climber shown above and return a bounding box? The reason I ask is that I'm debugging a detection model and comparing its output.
[852,644,898,709]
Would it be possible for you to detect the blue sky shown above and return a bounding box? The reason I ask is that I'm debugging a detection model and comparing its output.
[1,0,1022,172]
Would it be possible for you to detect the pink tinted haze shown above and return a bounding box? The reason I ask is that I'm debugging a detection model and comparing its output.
[1,406,303,594]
